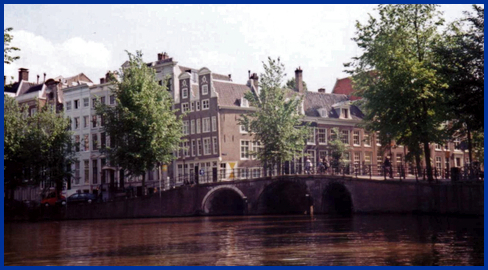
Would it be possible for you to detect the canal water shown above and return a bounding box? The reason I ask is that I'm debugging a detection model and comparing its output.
[4,215,483,266]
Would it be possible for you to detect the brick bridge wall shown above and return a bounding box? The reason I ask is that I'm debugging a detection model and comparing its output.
[65,175,483,220]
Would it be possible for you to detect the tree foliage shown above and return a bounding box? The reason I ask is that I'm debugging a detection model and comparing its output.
[283,77,308,91]
[96,51,183,192]
[4,96,75,197]
[240,57,309,175]
[329,128,347,168]
[346,4,448,181]
[4,27,20,64]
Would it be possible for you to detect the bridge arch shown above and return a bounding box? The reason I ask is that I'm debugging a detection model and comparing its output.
[201,185,247,215]
[322,182,353,215]
[256,180,311,214]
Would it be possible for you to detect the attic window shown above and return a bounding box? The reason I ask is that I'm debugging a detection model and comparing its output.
[341,108,350,119]
[241,97,249,107]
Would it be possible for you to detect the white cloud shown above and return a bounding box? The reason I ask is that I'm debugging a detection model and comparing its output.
[4,30,111,84]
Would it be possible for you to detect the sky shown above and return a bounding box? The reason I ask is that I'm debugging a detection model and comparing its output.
[4,4,478,92]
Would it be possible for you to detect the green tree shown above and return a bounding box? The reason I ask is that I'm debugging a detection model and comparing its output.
[4,27,20,64]
[434,5,484,166]
[346,4,448,182]
[283,77,308,91]
[4,97,75,197]
[329,128,347,168]
[97,51,183,195]
[240,57,309,176]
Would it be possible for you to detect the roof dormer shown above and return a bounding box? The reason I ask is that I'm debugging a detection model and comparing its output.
[332,101,353,119]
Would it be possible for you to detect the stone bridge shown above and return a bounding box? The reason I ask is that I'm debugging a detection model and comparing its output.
[65,175,484,220]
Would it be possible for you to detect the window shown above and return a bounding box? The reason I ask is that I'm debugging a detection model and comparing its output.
[29,107,37,116]
[177,165,183,183]
[84,134,89,151]
[455,157,461,167]
[354,152,360,165]
[353,131,360,146]
[435,144,442,151]
[101,159,106,184]
[203,138,211,155]
[84,160,89,184]
[83,115,89,128]
[182,120,189,135]
[74,117,80,129]
[212,116,217,132]
[435,157,442,171]
[252,141,263,159]
[203,118,210,133]
[376,133,381,146]
[196,101,200,111]
[181,103,189,113]
[396,154,402,164]
[202,85,209,95]
[365,152,372,164]
[197,139,202,156]
[191,140,196,156]
[364,133,371,147]
[190,120,195,134]
[92,160,98,185]
[340,130,350,145]
[202,99,209,110]
[83,98,89,107]
[101,132,106,149]
[74,99,79,109]
[318,128,327,144]
[68,118,72,130]
[444,143,449,151]
[319,150,328,160]
[100,96,106,105]
[183,141,190,157]
[213,137,218,154]
[100,115,104,127]
[196,119,201,134]
[182,88,188,98]
[92,98,98,108]
[92,134,98,150]
[110,95,115,105]
[454,138,461,150]
[341,108,349,119]
[190,102,195,112]
[66,101,72,111]
[75,162,80,184]
[241,97,249,107]
[74,135,80,152]
[330,129,337,141]
[307,150,316,164]
[307,127,315,145]
[241,140,250,159]
[92,115,97,128]
[240,125,249,134]
[343,152,350,163]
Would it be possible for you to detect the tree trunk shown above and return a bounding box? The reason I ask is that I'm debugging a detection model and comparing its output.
[415,152,422,180]
[423,141,434,182]
[467,126,473,166]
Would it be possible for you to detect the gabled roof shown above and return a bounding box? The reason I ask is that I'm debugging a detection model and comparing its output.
[214,81,253,107]
[212,73,232,82]
[332,77,361,101]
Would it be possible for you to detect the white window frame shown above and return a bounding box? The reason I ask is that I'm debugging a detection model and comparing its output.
[197,139,202,156]
[240,125,248,134]
[183,141,190,157]
[196,101,200,111]
[364,133,371,147]
[190,120,195,134]
[74,117,80,129]
[83,98,89,107]
[365,152,372,164]
[340,130,350,145]
[240,140,250,160]
[182,120,189,135]
[319,150,328,160]
[109,95,115,105]
[241,97,249,107]
[203,137,211,155]
[376,133,381,146]
[307,127,315,145]
[202,99,210,110]
[306,150,316,164]
[213,137,218,154]
[317,128,327,145]
[181,102,189,113]
[191,140,196,156]
[202,85,209,95]
[353,130,361,146]
[66,101,72,111]
[435,144,442,151]
[83,115,89,129]
[211,116,217,132]
[202,117,210,133]
[196,119,201,134]
[182,87,188,99]
[190,102,194,112]
[74,99,80,109]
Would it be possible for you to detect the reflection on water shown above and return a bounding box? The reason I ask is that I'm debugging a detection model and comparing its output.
[4,215,483,266]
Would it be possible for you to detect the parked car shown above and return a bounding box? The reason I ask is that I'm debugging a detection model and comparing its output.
[41,192,66,207]
[67,193,97,204]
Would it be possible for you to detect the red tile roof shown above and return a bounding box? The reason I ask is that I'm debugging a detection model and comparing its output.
[331,77,361,101]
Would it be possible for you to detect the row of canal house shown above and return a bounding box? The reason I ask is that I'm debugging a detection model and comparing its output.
[6,52,472,201]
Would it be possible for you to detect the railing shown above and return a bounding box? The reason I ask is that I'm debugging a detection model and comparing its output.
[175,163,484,185]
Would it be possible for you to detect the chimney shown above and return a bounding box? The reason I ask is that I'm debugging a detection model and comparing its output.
[228,74,232,80]
[100,78,105,84]
[157,53,163,61]
[158,52,169,61]
[4,76,6,86]
[248,70,251,79]
[295,67,303,93]
[318,88,326,93]
[18,68,29,82]
[105,71,111,82]
[37,75,40,84]
[251,73,259,90]
[43,73,46,83]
